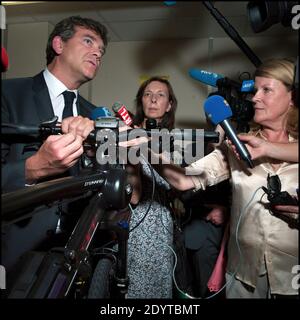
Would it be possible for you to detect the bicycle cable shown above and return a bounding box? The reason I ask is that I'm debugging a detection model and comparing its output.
[169,186,264,299]
[128,153,156,233]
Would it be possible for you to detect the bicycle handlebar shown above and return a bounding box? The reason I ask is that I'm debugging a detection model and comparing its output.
[3,116,219,298]
[2,168,132,224]
[2,116,219,144]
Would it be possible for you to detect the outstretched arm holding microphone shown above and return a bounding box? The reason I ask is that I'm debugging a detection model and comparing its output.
[123,59,299,299]
[229,134,298,162]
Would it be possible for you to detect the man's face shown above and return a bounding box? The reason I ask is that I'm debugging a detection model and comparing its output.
[57,26,105,84]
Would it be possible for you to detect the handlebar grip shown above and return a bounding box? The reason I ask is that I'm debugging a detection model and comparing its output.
[2,121,220,145]
[2,123,41,135]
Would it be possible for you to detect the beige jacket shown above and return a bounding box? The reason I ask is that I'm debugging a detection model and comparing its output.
[186,131,298,295]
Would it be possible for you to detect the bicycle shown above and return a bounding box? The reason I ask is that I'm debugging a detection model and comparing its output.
[2,116,219,299]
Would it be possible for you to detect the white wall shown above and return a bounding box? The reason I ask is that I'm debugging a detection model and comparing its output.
[5,22,50,78]
[92,35,298,128]
[4,21,90,99]
[3,22,298,128]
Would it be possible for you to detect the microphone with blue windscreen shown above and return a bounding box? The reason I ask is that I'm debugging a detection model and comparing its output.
[204,95,233,125]
[241,80,255,92]
[189,69,224,87]
[204,95,254,168]
[90,106,112,120]
[164,1,176,5]
[189,68,254,92]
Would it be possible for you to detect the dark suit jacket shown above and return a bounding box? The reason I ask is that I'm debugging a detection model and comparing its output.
[182,180,230,250]
[2,71,96,192]
[1,71,96,273]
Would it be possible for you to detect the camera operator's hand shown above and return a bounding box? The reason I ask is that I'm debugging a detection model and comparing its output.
[205,205,228,226]
[61,116,95,140]
[274,203,298,214]
[118,128,149,148]
[270,195,299,227]
[272,196,299,215]
[25,133,84,184]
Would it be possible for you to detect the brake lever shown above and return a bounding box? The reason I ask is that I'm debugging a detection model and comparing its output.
[39,116,62,137]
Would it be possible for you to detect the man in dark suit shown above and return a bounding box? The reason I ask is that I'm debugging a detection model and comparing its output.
[1,16,108,286]
[182,181,230,298]
[172,180,230,299]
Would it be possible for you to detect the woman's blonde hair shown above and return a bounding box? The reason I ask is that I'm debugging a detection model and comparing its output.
[254,58,298,138]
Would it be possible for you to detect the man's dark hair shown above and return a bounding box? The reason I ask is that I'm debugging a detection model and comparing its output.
[46,16,108,65]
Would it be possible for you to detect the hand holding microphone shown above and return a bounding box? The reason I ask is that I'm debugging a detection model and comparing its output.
[204,95,254,168]
[227,134,267,162]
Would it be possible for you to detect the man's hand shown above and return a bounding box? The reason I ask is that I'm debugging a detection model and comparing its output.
[26,115,96,183]
[25,133,84,183]
[61,115,95,140]
[205,205,227,226]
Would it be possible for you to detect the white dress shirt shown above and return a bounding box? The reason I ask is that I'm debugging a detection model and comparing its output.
[43,68,78,122]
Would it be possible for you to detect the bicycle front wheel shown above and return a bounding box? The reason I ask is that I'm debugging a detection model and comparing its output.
[88,258,114,298]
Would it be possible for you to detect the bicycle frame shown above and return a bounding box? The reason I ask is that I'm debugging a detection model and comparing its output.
[2,117,219,298]
[2,167,132,298]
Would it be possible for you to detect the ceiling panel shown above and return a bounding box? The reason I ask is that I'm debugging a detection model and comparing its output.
[109,15,251,41]
[95,4,172,21]
[213,1,248,16]
[3,1,296,41]
[34,10,103,26]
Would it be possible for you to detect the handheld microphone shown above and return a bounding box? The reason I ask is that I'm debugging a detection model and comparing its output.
[145,118,159,130]
[90,106,112,120]
[189,68,224,87]
[189,68,254,92]
[204,95,254,168]
[112,102,133,126]
[1,47,9,72]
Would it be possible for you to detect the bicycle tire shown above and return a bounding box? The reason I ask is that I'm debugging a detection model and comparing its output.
[88,258,114,298]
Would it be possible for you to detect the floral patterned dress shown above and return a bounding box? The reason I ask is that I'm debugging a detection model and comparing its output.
[126,161,174,298]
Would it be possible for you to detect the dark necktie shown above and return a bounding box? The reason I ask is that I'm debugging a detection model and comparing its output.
[62,90,80,176]
[62,90,76,119]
